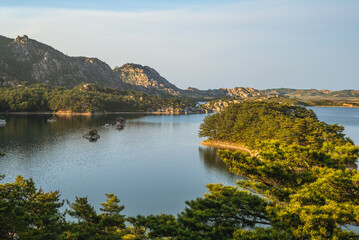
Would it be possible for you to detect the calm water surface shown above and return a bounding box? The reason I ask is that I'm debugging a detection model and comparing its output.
[0,107,358,216]
[309,107,359,144]
[0,113,236,216]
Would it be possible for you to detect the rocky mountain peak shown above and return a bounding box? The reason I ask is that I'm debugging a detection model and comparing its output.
[14,35,29,44]
[0,34,270,99]
[114,63,182,96]
[0,34,126,89]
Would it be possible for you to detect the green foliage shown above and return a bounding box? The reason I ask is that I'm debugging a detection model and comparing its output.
[0,83,196,113]
[203,102,359,239]
[0,176,144,240]
[128,214,179,239]
[200,96,306,112]
[1,101,359,239]
[128,183,271,240]
[199,102,355,152]
[233,228,295,240]
[88,129,98,136]
[176,184,270,240]
[305,99,359,107]
[0,175,64,239]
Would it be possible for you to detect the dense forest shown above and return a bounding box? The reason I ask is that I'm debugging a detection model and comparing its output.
[1,102,359,239]
[199,102,356,151]
[0,83,196,113]
[198,102,359,239]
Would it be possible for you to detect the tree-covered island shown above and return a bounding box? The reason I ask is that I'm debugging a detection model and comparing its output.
[1,101,359,239]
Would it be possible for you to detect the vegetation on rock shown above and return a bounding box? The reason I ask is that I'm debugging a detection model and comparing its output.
[114,63,182,96]
[0,35,126,89]
[2,35,358,104]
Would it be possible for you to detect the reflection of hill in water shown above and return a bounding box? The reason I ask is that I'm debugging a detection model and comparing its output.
[0,114,146,152]
[198,146,238,181]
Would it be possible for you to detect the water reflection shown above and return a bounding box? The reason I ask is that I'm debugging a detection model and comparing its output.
[0,108,357,216]
[0,113,238,216]
[0,114,145,153]
[198,146,238,182]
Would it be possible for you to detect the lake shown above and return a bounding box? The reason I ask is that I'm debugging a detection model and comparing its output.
[0,107,358,216]
[0,113,237,216]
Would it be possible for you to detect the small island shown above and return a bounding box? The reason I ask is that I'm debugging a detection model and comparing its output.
[83,129,100,140]
[2,101,358,239]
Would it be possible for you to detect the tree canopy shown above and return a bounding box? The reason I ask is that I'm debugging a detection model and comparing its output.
[0,83,195,113]
[1,102,359,239]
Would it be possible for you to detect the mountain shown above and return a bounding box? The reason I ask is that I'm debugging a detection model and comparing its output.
[114,63,267,99]
[0,35,266,99]
[184,86,266,99]
[0,35,125,89]
[114,63,182,96]
[265,88,359,101]
[9,35,352,101]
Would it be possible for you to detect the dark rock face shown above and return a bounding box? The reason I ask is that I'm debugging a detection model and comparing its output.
[0,35,125,89]
[0,34,269,99]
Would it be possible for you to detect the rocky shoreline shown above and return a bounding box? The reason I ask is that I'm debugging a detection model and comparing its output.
[201,139,255,156]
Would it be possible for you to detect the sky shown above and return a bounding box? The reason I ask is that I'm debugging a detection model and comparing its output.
[0,0,358,90]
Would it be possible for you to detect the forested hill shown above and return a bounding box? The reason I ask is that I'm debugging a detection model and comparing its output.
[1,35,358,102]
[0,35,126,89]
[0,83,200,114]
[0,35,268,99]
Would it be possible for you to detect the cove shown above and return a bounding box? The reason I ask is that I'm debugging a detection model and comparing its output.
[0,107,358,216]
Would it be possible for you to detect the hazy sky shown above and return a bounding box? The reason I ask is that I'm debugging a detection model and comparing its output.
[0,0,358,90]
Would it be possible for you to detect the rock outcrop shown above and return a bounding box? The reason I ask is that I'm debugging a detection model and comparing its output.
[5,35,339,101]
[185,86,266,99]
[0,35,126,89]
[114,63,268,99]
[114,63,182,96]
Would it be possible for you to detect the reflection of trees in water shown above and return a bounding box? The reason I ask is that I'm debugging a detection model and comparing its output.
[198,146,237,180]
[0,114,147,151]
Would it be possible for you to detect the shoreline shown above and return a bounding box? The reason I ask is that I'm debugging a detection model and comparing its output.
[0,111,208,116]
[306,105,358,108]
[201,139,255,156]
[0,105,357,116]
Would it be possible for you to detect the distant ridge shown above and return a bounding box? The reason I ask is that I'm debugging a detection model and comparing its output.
[1,34,357,101]
[114,63,266,99]
[264,88,359,100]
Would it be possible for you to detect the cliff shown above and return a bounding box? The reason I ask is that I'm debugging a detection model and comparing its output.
[114,63,268,99]
[114,63,182,96]
[0,35,126,89]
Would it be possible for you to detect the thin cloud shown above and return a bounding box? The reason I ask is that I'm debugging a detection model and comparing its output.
[0,0,358,90]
